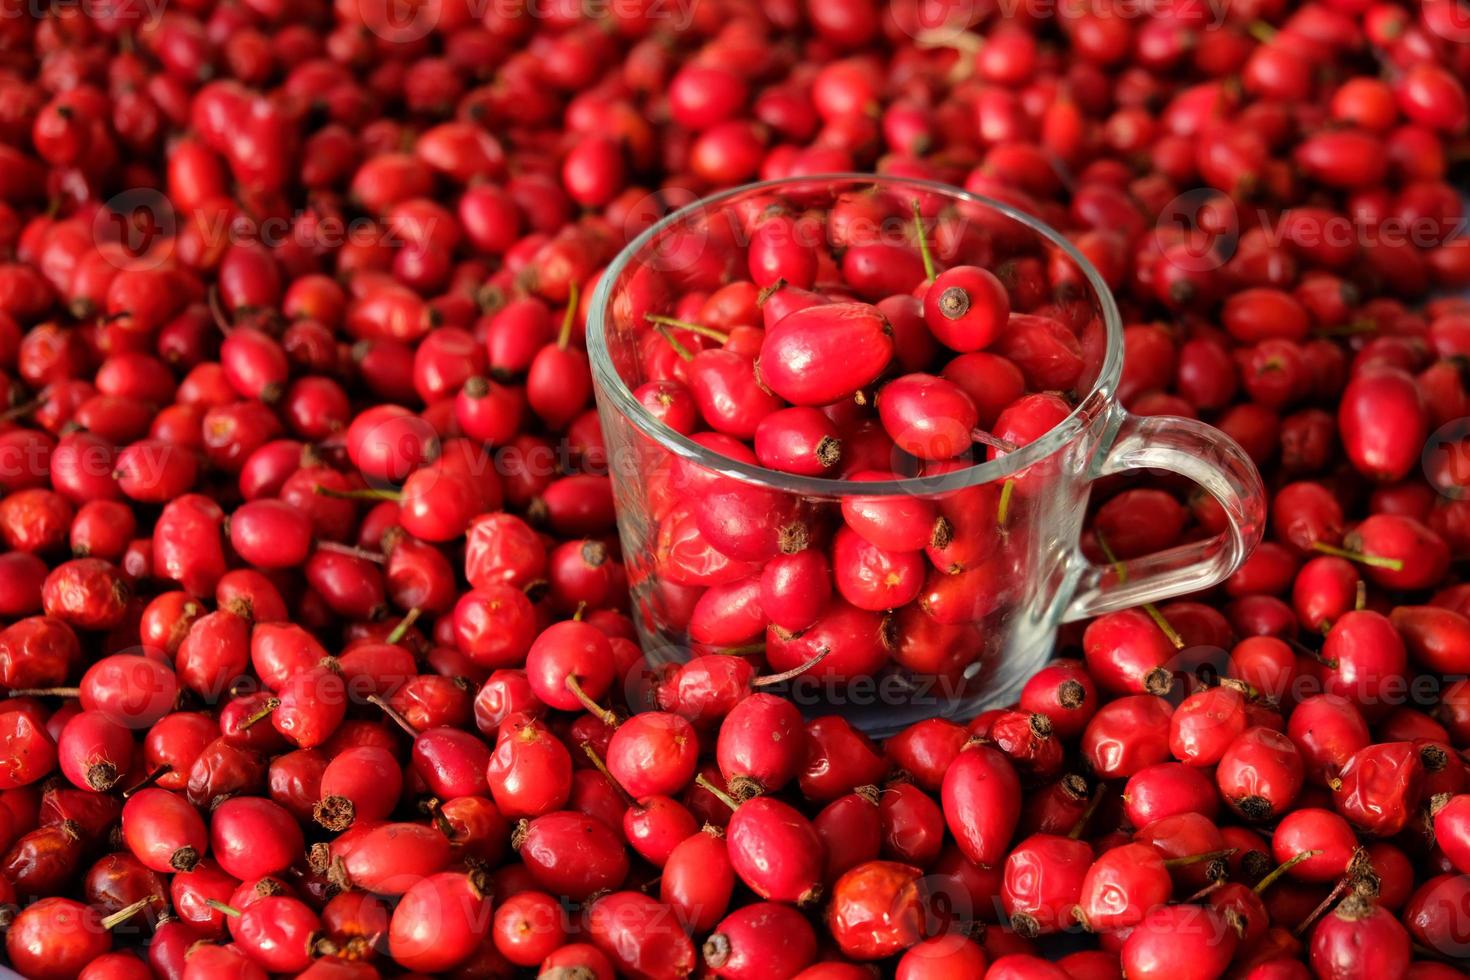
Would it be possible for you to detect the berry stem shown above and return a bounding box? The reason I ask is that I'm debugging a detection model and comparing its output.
[582,743,637,807]
[996,479,1015,527]
[237,698,280,731]
[0,396,42,423]
[651,323,695,362]
[565,674,618,728]
[756,278,787,307]
[121,765,173,799]
[6,687,81,698]
[422,797,457,839]
[695,772,741,812]
[712,642,767,657]
[1143,603,1186,650]
[1066,784,1106,840]
[203,899,243,918]
[970,429,1019,454]
[1294,874,1351,936]
[913,28,983,57]
[1181,880,1227,903]
[1096,532,1184,648]
[1309,540,1404,571]
[386,607,421,644]
[100,897,157,930]
[366,694,419,737]
[315,540,386,563]
[313,485,402,503]
[912,199,937,282]
[1254,850,1321,895]
[752,649,831,687]
[645,314,729,343]
[557,282,580,351]
[207,284,234,334]
[1311,320,1377,338]
[1163,847,1236,869]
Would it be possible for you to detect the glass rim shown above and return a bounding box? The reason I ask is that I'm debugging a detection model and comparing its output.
[586,173,1125,498]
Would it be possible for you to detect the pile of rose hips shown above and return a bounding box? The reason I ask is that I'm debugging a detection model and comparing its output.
[0,0,1468,978]
[617,181,1098,683]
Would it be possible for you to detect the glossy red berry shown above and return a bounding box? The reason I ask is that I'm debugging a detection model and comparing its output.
[942,741,1022,867]
[924,265,1010,352]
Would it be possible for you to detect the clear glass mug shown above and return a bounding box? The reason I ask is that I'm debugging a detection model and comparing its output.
[587,175,1265,735]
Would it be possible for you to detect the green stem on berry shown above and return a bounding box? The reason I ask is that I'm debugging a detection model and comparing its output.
[695,773,741,812]
[313,485,402,503]
[652,324,695,362]
[1096,532,1185,649]
[564,674,619,728]
[582,743,637,807]
[1254,850,1321,895]
[1311,319,1377,338]
[1310,540,1404,572]
[1163,847,1236,869]
[237,698,280,732]
[996,479,1015,527]
[1144,604,1186,650]
[101,897,158,930]
[386,607,421,645]
[1247,20,1277,42]
[645,314,729,343]
[912,199,937,283]
[557,282,580,351]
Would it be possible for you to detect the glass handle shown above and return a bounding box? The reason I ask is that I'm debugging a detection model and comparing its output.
[1061,410,1266,623]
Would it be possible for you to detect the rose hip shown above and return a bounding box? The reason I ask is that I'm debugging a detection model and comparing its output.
[827,860,929,959]
[209,798,303,882]
[57,710,133,792]
[122,788,207,873]
[1309,896,1411,979]
[723,792,824,905]
[703,902,817,979]
[758,302,894,406]
[942,741,1022,868]
[924,265,1010,352]
[661,826,735,932]
[387,871,491,974]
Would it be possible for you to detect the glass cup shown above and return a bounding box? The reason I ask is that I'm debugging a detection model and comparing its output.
[588,175,1265,735]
